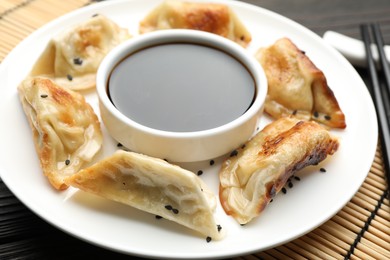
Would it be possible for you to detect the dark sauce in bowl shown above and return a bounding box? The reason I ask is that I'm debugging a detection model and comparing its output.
[108,43,255,132]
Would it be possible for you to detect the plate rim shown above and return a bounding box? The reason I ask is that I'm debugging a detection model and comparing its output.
[0,0,378,259]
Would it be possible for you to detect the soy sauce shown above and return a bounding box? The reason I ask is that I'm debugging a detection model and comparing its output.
[108,43,255,132]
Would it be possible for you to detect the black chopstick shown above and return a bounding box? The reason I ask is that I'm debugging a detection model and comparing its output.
[360,23,390,198]
[371,23,390,101]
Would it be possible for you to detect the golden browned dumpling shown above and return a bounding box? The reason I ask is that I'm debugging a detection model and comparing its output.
[219,117,339,225]
[139,0,251,47]
[66,150,224,241]
[30,14,130,90]
[255,38,346,129]
[18,77,103,190]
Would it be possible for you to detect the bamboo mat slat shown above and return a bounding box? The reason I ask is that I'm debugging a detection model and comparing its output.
[306,232,347,258]
[0,0,26,14]
[0,0,91,60]
[0,1,389,260]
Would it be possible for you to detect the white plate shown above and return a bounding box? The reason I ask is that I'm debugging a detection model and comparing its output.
[0,0,378,259]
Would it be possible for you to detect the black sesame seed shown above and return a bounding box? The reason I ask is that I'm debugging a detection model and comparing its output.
[155,215,163,219]
[294,176,301,181]
[172,208,179,214]
[230,150,238,157]
[313,111,319,118]
[301,50,306,54]
[320,168,327,173]
[73,57,83,65]
[217,225,222,232]
[117,143,123,147]
[66,74,73,81]
[324,115,331,120]
[281,187,287,194]
[292,110,297,115]
[197,170,203,176]
[240,224,246,226]
[165,205,173,210]
[40,94,48,98]
[288,182,293,188]
[209,160,214,166]
[92,13,99,17]
[65,159,70,165]
[270,199,273,203]
[206,236,212,243]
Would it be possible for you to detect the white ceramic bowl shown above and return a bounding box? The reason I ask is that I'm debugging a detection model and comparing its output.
[97,29,267,162]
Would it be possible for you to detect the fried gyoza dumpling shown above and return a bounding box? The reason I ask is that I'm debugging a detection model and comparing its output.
[255,38,346,129]
[18,77,103,190]
[30,14,130,90]
[65,150,224,241]
[139,0,251,47]
[219,117,339,225]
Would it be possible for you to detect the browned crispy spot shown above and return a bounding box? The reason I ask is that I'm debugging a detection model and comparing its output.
[186,6,230,36]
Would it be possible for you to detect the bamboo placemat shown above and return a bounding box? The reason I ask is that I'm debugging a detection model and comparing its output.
[0,0,389,259]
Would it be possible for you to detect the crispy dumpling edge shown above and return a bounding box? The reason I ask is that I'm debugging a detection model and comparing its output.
[256,37,346,129]
[219,117,340,224]
[18,77,103,190]
[139,0,252,47]
[65,150,225,240]
[29,14,131,91]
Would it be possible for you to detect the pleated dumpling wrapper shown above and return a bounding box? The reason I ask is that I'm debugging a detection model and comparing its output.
[18,77,103,190]
[65,150,224,241]
[219,117,339,225]
[255,37,346,129]
[30,14,130,90]
[139,0,251,47]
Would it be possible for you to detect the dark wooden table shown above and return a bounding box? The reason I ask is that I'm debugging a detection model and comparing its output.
[1,0,389,259]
